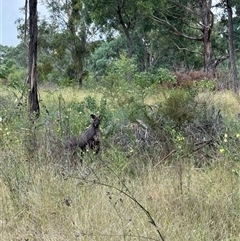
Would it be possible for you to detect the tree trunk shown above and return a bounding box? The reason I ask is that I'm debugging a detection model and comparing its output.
[202,0,215,77]
[28,0,40,116]
[116,6,133,58]
[68,0,86,86]
[153,0,216,77]
[122,25,133,58]
[225,0,238,93]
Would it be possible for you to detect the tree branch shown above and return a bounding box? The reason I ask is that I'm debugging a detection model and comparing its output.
[152,15,203,41]
[172,41,203,56]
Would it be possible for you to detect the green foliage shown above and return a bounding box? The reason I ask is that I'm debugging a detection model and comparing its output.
[2,0,238,88]
[1,44,28,69]
[7,67,28,89]
[38,61,54,82]
[156,68,177,85]
[56,95,112,138]
[87,38,126,75]
[162,89,197,126]
[0,65,9,79]
[133,71,155,88]
[1,85,240,241]
[1,0,240,232]
[102,54,139,108]
[57,76,75,87]
[196,78,216,92]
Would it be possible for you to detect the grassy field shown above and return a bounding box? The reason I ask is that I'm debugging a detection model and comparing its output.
[0,158,239,240]
[0,85,240,240]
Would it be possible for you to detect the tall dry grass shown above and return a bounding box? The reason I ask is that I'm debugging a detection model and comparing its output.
[198,90,240,119]
[39,85,103,104]
[0,151,240,240]
[0,86,240,240]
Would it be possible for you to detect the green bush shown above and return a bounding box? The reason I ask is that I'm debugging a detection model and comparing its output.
[162,89,197,126]
[156,68,177,85]
[0,65,9,79]
[7,67,28,89]
[102,54,139,107]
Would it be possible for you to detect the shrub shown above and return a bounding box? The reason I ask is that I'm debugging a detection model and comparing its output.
[162,89,197,127]
[156,68,177,85]
[102,54,139,108]
[174,70,216,90]
[0,65,9,79]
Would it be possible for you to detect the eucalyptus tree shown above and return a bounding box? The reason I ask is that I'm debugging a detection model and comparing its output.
[225,0,238,92]
[0,46,8,78]
[216,0,239,92]
[84,0,139,58]
[84,0,166,71]
[28,0,40,116]
[152,0,230,77]
[40,0,89,85]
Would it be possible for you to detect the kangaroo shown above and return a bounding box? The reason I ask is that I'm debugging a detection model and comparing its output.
[66,114,101,154]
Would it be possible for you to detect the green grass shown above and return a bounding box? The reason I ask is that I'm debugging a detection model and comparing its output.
[0,85,240,240]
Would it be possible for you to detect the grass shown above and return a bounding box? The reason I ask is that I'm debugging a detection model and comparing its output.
[39,85,103,104]
[0,85,240,240]
[198,90,240,119]
[0,158,239,240]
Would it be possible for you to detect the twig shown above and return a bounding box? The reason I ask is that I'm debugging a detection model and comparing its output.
[78,155,165,241]
[192,140,213,153]
[154,150,176,168]
[91,180,165,241]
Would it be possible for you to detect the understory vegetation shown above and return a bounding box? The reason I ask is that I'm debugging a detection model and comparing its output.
[1,0,240,239]
[1,56,240,240]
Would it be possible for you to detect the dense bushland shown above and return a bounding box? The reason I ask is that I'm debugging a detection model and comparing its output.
[1,0,240,238]
[1,57,240,240]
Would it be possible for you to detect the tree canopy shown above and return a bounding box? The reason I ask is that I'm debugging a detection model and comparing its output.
[0,0,239,89]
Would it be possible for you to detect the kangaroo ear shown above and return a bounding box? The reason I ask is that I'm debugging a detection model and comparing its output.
[90,114,96,119]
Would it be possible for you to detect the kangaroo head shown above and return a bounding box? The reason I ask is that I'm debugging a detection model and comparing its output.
[90,114,101,128]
